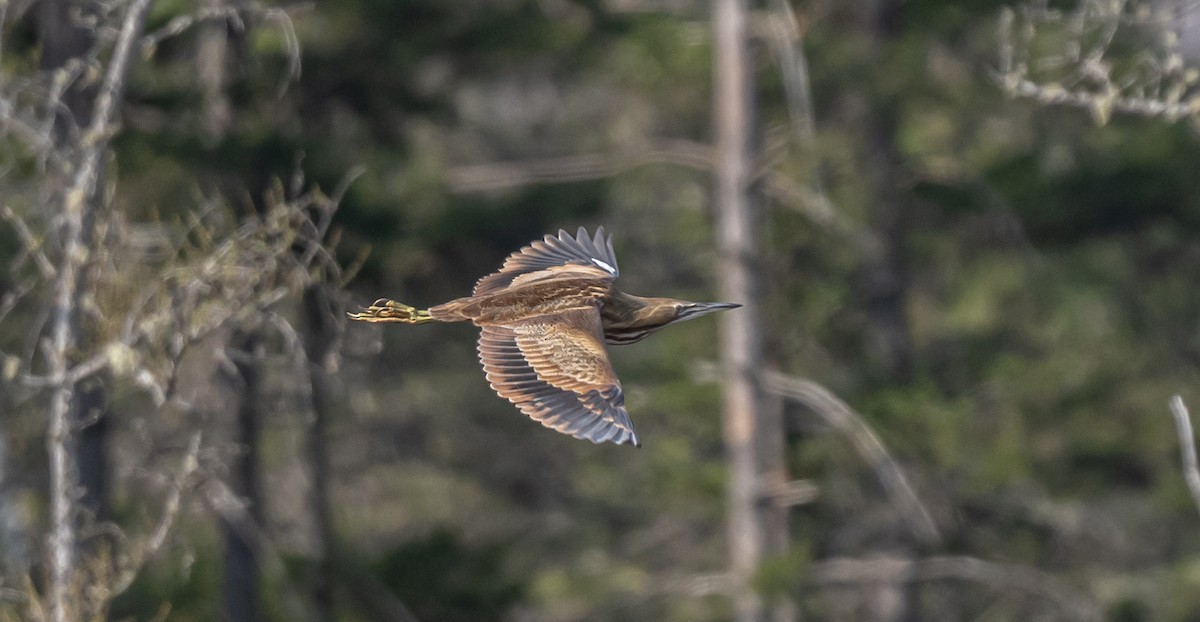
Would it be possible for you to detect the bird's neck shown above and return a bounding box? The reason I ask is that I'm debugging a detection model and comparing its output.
[600,289,678,343]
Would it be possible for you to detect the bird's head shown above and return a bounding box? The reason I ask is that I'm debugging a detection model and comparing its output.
[603,295,741,344]
[635,298,741,327]
[669,300,742,323]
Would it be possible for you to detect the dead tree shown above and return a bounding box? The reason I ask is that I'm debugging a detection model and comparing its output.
[221,329,265,622]
[40,2,154,620]
[0,2,353,620]
[713,1,793,620]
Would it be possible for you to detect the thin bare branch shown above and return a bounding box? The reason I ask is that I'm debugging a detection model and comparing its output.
[0,276,36,327]
[0,203,56,279]
[761,370,942,544]
[22,350,110,388]
[811,555,1098,620]
[767,0,817,143]
[263,6,304,97]
[1169,395,1200,518]
[72,0,153,194]
[763,478,820,507]
[138,2,304,97]
[999,73,1200,121]
[140,5,248,54]
[0,97,56,156]
[763,170,855,235]
[997,0,1200,126]
[110,432,203,596]
[660,572,734,597]
[299,167,360,267]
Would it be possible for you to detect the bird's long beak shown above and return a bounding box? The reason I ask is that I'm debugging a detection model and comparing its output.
[678,301,742,322]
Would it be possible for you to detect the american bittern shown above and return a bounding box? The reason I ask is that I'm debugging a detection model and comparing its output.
[349,227,739,447]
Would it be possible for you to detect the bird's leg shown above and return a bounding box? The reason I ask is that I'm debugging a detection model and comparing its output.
[347,298,435,323]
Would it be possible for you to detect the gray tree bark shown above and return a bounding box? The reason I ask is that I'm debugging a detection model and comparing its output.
[857,0,914,385]
[38,2,154,619]
[303,285,337,621]
[857,1,918,619]
[713,1,793,621]
[197,0,235,143]
[38,0,97,129]
[222,330,264,622]
[39,0,111,550]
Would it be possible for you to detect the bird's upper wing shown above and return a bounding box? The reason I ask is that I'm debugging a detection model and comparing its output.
[473,227,620,296]
[477,306,639,446]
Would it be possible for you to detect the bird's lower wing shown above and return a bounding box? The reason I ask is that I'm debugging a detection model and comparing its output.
[477,308,639,447]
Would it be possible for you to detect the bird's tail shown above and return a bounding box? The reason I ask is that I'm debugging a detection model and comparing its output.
[347,298,435,324]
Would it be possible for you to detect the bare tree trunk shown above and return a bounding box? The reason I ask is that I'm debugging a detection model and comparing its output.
[222,329,264,622]
[858,1,917,619]
[0,431,31,575]
[857,0,914,385]
[303,285,337,621]
[857,111,914,385]
[38,0,97,127]
[713,1,793,620]
[74,379,110,528]
[38,2,154,620]
[198,0,233,143]
[196,20,266,618]
[37,10,98,611]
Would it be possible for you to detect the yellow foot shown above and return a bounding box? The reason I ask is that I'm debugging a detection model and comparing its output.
[347,298,434,323]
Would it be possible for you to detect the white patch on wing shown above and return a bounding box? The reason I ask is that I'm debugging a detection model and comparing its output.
[592,258,617,274]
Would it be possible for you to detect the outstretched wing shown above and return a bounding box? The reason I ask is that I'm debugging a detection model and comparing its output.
[477,306,639,446]
[473,227,620,296]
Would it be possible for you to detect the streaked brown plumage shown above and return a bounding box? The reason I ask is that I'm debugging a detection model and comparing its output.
[348,227,739,447]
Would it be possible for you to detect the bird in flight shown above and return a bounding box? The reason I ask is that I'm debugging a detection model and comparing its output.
[348,227,739,447]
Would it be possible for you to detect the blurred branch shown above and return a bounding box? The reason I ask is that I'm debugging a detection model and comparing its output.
[658,553,1095,617]
[0,277,35,328]
[445,139,712,193]
[763,478,820,507]
[110,432,203,596]
[999,71,1200,122]
[757,0,866,241]
[20,350,109,388]
[660,572,733,597]
[1169,395,1200,518]
[761,370,942,545]
[71,0,152,199]
[767,0,817,144]
[0,203,56,280]
[996,1,1200,125]
[205,474,422,622]
[811,554,1098,620]
[763,170,855,235]
[140,4,249,53]
[604,0,708,16]
[139,2,305,97]
[0,98,56,157]
[102,187,342,408]
[330,553,423,622]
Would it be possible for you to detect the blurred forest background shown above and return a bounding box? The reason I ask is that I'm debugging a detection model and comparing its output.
[4,0,1200,620]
